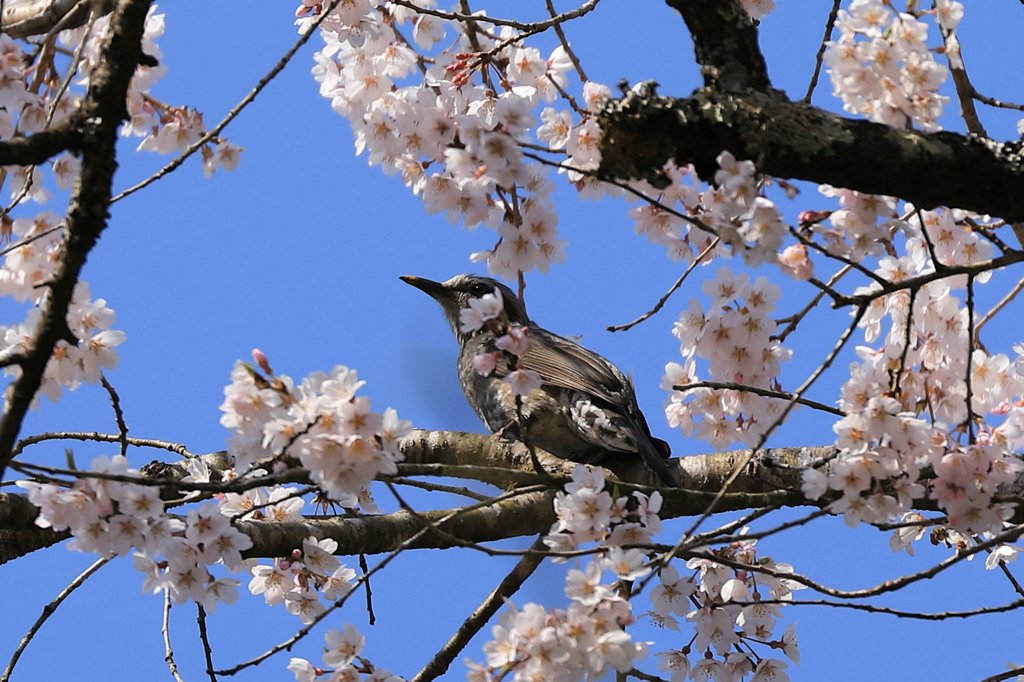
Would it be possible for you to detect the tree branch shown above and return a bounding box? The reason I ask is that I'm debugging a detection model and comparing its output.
[410,536,548,682]
[664,0,770,92]
[0,0,113,40]
[597,85,1024,221]
[0,119,82,166]
[0,0,156,483]
[1,555,109,682]
[7,430,1024,561]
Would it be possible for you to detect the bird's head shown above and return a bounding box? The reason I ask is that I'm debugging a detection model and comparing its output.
[400,274,530,342]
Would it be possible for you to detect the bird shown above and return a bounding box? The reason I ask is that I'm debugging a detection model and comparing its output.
[401,274,678,487]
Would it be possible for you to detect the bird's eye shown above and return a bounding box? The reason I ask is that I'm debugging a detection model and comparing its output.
[470,283,491,297]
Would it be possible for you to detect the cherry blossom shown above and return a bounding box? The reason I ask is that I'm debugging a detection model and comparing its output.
[825,1,952,131]
[7,2,1024,681]
[219,352,407,504]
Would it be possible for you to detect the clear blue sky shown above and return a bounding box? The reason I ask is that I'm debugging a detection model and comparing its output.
[4,2,1024,681]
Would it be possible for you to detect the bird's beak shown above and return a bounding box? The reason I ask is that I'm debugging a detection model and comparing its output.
[400,275,450,301]
[397,274,454,301]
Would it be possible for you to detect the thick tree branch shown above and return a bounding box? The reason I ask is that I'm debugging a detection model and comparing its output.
[0,120,82,166]
[236,489,556,559]
[597,85,1024,221]
[0,492,69,564]
[0,0,154,483]
[7,430,1024,560]
[1,0,114,40]
[664,0,770,92]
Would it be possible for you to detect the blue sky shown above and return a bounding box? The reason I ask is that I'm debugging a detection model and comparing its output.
[4,2,1024,681]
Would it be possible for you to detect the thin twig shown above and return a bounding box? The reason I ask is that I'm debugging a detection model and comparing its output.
[625,668,666,682]
[934,14,986,136]
[99,375,129,457]
[996,559,1024,599]
[380,475,491,502]
[0,223,64,258]
[775,264,851,343]
[195,603,217,682]
[387,0,600,33]
[544,0,587,82]
[12,431,195,458]
[410,536,549,682]
[608,237,720,332]
[803,0,842,103]
[161,591,186,682]
[916,207,944,270]
[692,504,784,543]
[965,274,977,439]
[521,151,720,238]
[382,479,530,555]
[974,274,1024,341]
[45,1,97,127]
[753,596,1024,620]
[1,167,37,218]
[10,459,313,499]
[788,224,887,286]
[835,250,1024,309]
[972,91,1024,112]
[891,285,917,396]
[977,665,1024,682]
[1,556,110,682]
[692,508,832,548]
[706,521,1024,599]
[358,552,375,625]
[546,65,586,116]
[110,0,347,204]
[457,0,497,92]
[671,380,844,416]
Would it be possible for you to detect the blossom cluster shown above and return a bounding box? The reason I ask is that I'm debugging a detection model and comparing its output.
[15,434,367,617]
[17,455,253,613]
[12,342,402,658]
[302,2,800,292]
[304,0,579,279]
[289,623,402,682]
[59,5,243,174]
[468,467,653,681]
[301,2,795,281]
[460,285,543,396]
[626,153,793,270]
[0,32,77,181]
[888,510,1023,572]
[823,0,961,132]
[798,212,1024,535]
[807,185,901,262]
[14,349,412,633]
[0,279,125,406]
[544,465,664,553]
[662,265,793,450]
[469,581,648,682]
[249,535,358,624]
[652,538,802,682]
[219,351,412,506]
[513,467,802,682]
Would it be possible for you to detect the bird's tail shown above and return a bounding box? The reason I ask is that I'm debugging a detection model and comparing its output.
[625,414,679,488]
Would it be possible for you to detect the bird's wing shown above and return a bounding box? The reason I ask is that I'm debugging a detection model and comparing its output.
[513,328,625,406]
[485,326,679,486]
[522,330,679,486]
